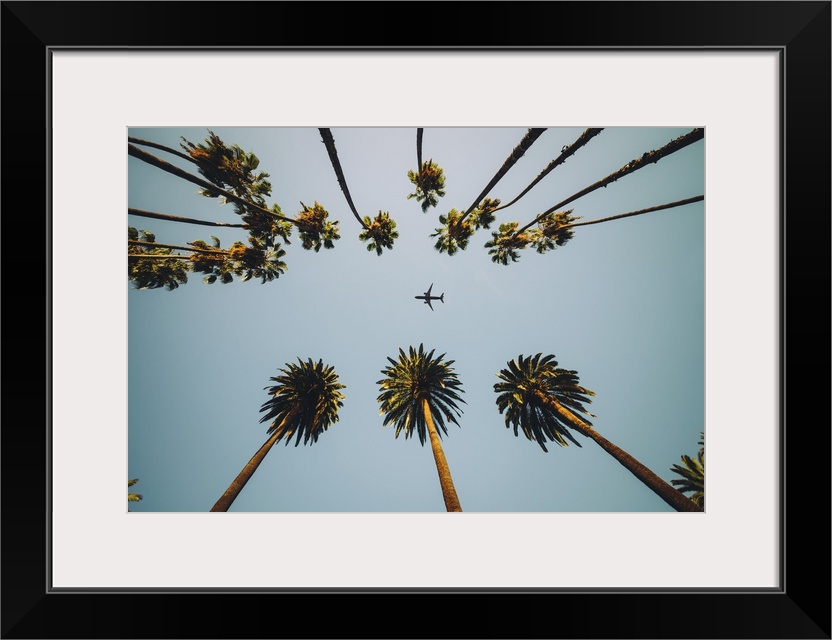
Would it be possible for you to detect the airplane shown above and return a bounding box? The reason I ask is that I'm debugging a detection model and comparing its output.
[415,283,444,311]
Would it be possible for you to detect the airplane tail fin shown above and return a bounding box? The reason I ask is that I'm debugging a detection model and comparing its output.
[440,294,445,303]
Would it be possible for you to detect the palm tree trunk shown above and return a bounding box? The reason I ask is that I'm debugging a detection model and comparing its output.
[318,128,369,229]
[210,409,299,512]
[491,128,604,214]
[129,208,247,228]
[416,128,424,172]
[128,254,191,260]
[128,240,227,254]
[515,128,704,236]
[128,144,296,226]
[128,136,196,164]
[539,393,702,512]
[459,127,547,222]
[561,195,704,230]
[421,398,463,512]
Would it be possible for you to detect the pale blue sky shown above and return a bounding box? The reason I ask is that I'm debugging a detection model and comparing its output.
[127,126,704,513]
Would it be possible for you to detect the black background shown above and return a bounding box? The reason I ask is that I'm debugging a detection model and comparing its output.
[2,2,829,638]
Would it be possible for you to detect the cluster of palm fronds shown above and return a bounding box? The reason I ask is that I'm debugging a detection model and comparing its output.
[670,432,705,508]
[128,478,142,512]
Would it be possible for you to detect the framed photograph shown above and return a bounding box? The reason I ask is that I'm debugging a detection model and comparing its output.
[4,1,829,638]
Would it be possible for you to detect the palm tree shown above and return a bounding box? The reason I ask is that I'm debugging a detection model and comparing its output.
[670,432,705,508]
[210,358,346,512]
[431,128,546,254]
[128,227,287,289]
[377,344,466,512]
[407,128,447,212]
[486,128,705,264]
[486,195,704,265]
[130,134,284,239]
[494,353,703,512]
[129,137,337,250]
[128,478,142,512]
[128,228,192,290]
[318,128,398,254]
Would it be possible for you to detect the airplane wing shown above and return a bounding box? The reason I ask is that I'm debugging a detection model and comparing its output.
[425,283,433,297]
[426,298,434,311]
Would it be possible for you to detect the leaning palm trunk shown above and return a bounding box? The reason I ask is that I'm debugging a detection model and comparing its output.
[422,398,462,512]
[515,128,704,236]
[128,136,196,164]
[459,127,547,222]
[128,144,296,226]
[210,408,299,512]
[538,392,702,513]
[129,208,247,229]
[318,128,369,230]
[490,128,604,214]
[128,240,228,254]
[561,195,704,231]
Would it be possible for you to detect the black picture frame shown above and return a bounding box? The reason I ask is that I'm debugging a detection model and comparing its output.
[3,2,829,638]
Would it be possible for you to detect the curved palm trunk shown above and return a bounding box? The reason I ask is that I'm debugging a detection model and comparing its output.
[129,208,247,228]
[128,240,227,254]
[421,398,463,512]
[516,128,704,236]
[318,128,368,229]
[459,127,547,222]
[210,408,299,512]
[561,195,704,230]
[128,144,295,226]
[491,128,604,214]
[538,392,702,512]
[128,136,196,164]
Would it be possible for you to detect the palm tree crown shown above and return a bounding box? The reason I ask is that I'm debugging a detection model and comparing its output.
[128,478,143,503]
[494,353,596,452]
[260,358,346,447]
[377,344,466,445]
[670,432,705,508]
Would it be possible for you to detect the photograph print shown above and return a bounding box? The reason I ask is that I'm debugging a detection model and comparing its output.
[127,126,705,514]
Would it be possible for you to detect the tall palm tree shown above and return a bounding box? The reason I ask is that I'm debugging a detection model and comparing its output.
[129,139,336,250]
[431,128,546,254]
[486,195,704,265]
[670,432,705,508]
[210,358,346,512]
[407,128,446,213]
[131,134,282,238]
[318,128,398,254]
[494,353,703,512]
[377,344,466,512]
[128,227,287,289]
